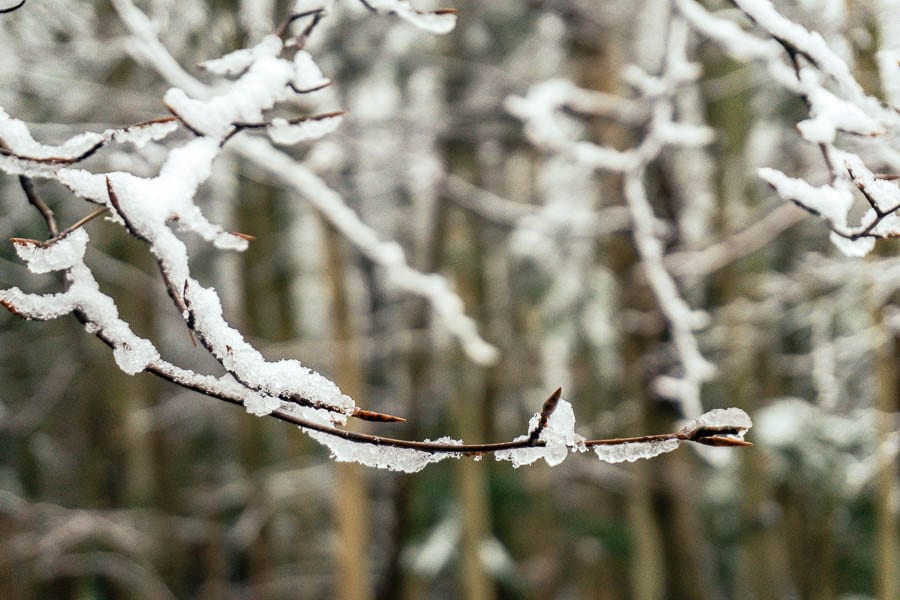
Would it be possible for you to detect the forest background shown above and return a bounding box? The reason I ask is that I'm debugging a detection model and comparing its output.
[0,0,897,599]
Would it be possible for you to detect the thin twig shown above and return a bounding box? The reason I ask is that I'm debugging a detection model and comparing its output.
[275,8,325,39]
[19,177,58,236]
[10,209,109,249]
[287,81,331,95]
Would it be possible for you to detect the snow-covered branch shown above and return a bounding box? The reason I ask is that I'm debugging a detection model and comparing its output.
[0,4,754,471]
[680,0,900,255]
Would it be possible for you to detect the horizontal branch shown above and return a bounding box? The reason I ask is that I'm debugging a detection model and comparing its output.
[3,289,751,461]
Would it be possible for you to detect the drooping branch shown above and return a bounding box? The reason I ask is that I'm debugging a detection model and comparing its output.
[10,208,110,249]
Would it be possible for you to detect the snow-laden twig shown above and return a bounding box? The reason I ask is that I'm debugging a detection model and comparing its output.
[0,111,178,167]
[665,203,808,278]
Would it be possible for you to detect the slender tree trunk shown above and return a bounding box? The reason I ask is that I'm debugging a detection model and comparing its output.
[326,222,373,600]
[739,349,791,600]
[873,297,898,600]
[446,208,495,600]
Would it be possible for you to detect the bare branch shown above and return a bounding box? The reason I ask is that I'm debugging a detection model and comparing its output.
[10,208,109,249]
[278,8,327,48]
[19,176,58,236]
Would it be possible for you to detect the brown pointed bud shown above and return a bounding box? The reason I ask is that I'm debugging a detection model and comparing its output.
[352,408,407,423]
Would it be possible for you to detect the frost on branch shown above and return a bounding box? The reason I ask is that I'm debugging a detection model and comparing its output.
[1,233,161,377]
[267,113,343,145]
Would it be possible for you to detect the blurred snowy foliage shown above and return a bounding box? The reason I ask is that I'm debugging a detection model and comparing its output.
[0,0,897,597]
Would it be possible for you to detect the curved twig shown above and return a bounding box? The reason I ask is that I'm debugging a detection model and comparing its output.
[0,0,26,15]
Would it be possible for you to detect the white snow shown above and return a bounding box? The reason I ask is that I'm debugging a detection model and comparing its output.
[681,407,753,438]
[57,168,113,203]
[797,72,884,143]
[184,282,354,414]
[0,253,161,376]
[106,136,245,257]
[307,430,462,472]
[732,0,898,127]
[164,35,295,139]
[201,48,257,76]
[292,51,330,91]
[758,165,895,256]
[505,79,579,150]
[0,108,104,160]
[0,286,77,320]
[828,232,875,257]
[674,0,781,62]
[593,438,681,463]
[364,0,457,35]
[267,114,342,145]
[758,167,853,225]
[495,399,584,467]
[243,393,283,417]
[842,154,900,213]
[111,119,180,148]
[867,209,900,237]
[0,108,179,162]
[113,337,159,375]
[14,229,89,274]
